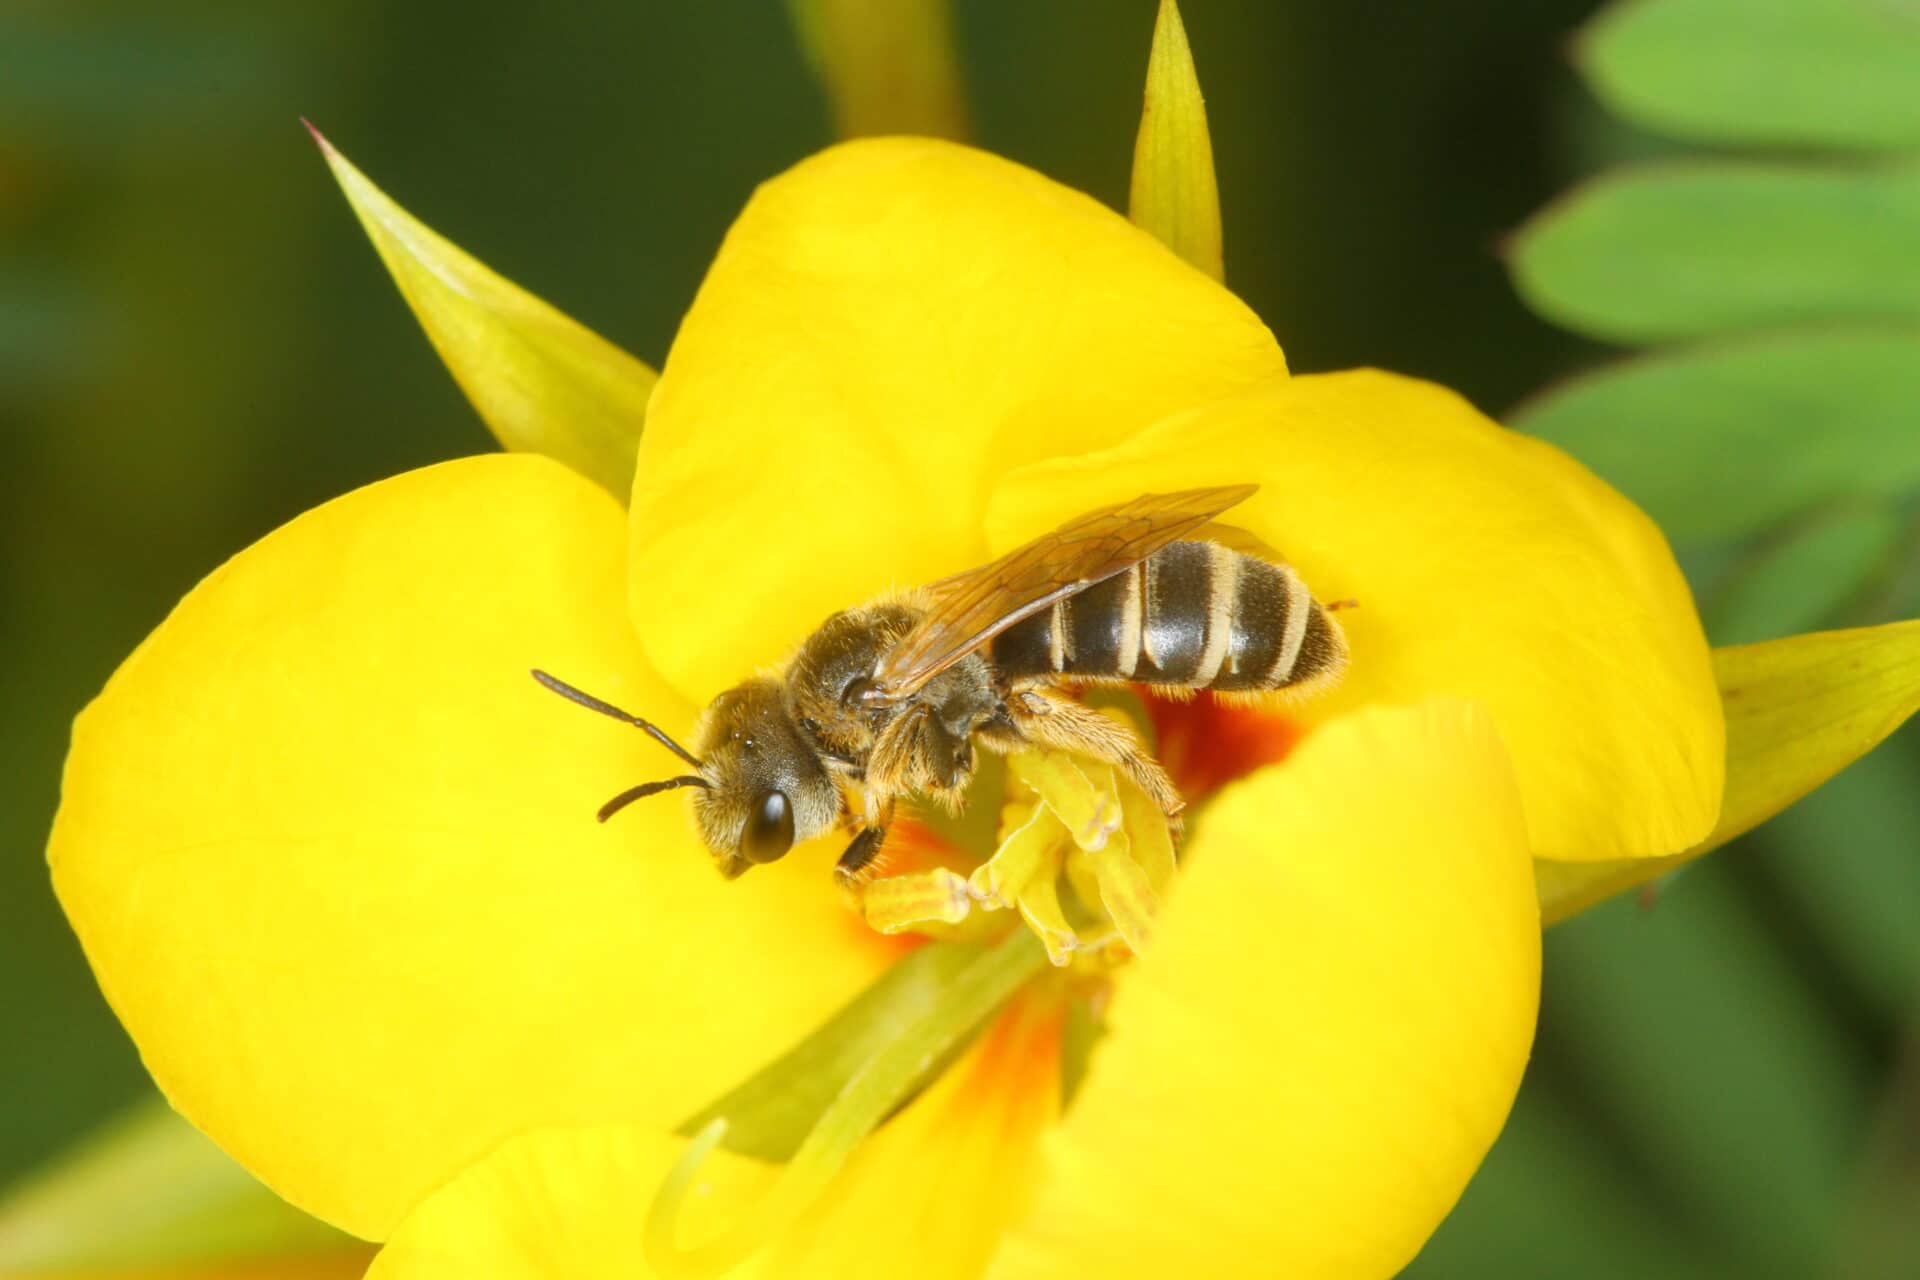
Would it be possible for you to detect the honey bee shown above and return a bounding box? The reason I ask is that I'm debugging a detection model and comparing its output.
[534,486,1347,885]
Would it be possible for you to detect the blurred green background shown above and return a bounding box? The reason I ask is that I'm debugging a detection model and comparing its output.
[2,0,1915,1276]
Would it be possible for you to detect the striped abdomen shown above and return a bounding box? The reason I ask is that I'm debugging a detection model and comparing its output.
[989,541,1346,696]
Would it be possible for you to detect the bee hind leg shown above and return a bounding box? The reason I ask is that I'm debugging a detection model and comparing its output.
[1004,687,1184,821]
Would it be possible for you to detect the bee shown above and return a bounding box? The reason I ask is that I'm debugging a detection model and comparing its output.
[534,485,1348,885]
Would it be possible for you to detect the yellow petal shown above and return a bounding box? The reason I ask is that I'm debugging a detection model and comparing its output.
[312,127,656,499]
[1129,0,1224,280]
[988,701,1540,1279]
[757,996,1058,1277]
[1538,618,1920,923]
[629,137,1286,699]
[986,369,1725,861]
[786,0,970,141]
[366,1000,1060,1279]
[49,456,891,1241]
[365,1129,770,1279]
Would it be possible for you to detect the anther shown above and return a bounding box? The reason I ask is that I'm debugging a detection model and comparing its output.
[861,868,972,934]
[968,805,1059,909]
[1008,753,1121,851]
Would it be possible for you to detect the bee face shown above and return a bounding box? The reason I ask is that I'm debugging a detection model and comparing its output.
[690,677,840,878]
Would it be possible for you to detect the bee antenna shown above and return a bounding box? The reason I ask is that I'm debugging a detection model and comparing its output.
[531,669,705,770]
[597,775,710,822]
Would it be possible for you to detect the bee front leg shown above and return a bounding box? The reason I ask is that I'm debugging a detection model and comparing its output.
[834,821,890,890]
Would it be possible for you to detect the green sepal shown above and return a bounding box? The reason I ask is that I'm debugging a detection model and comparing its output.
[784,0,969,141]
[1538,618,1920,924]
[1129,0,1224,281]
[676,934,1044,1163]
[310,124,656,502]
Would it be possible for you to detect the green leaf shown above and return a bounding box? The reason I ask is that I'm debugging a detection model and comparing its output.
[1545,870,1863,1274]
[1512,163,1920,344]
[311,124,656,501]
[1129,0,1224,282]
[1881,522,1920,619]
[784,0,969,141]
[1757,724,1920,1021]
[1401,1080,1716,1279]
[1707,502,1908,645]
[0,18,292,135]
[1514,328,1920,543]
[1580,0,1920,151]
[0,1096,362,1271]
[1834,1005,1920,1279]
[676,937,1042,1163]
[1538,618,1920,924]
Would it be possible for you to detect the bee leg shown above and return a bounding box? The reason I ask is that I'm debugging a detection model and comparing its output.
[834,823,890,890]
[866,703,932,800]
[919,717,962,789]
[1007,687,1185,821]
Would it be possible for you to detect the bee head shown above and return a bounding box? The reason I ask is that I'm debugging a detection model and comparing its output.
[690,677,840,879]
[532,669,839,880]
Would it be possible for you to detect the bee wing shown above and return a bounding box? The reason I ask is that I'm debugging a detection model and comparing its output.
[871,484,1258,701]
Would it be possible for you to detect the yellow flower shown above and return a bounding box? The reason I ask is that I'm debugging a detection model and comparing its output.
[45,129,1733,1278]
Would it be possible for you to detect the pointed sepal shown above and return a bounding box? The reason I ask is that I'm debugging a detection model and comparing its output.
[1539,619,1920,923]
[1128,0,1224,281]
[785,0,970,140]
[309,123,655,500]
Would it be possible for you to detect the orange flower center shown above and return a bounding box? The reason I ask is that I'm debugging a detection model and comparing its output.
[853,686,1303,958]
[1141,689,1303,802]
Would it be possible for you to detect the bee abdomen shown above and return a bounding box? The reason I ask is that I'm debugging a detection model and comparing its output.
[991,541,1345,696]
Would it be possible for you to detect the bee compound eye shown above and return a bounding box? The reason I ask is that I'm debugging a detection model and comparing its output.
[740,790,795,865]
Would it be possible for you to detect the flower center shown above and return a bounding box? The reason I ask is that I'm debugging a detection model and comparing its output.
[644,693,1301,1275]
[855,694,1298,961]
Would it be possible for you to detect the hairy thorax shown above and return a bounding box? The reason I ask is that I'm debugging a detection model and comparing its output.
[788,595,1006,798]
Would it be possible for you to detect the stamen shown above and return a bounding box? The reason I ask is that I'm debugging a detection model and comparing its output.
[1062,843,1107,933]
[643,932,1048,1278]
[1074,827,1157,954]
[1012,858,1079,968]
[854,737,1178,960]
[1008,752,1121,850]
[968,804,1058,909]
[860,867,972,934]
[965,798,1085,965]
[1117,776,1177,895]
[989,751,1177,964]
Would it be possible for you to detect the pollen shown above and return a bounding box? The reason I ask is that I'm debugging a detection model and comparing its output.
[861,742,1179,963]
